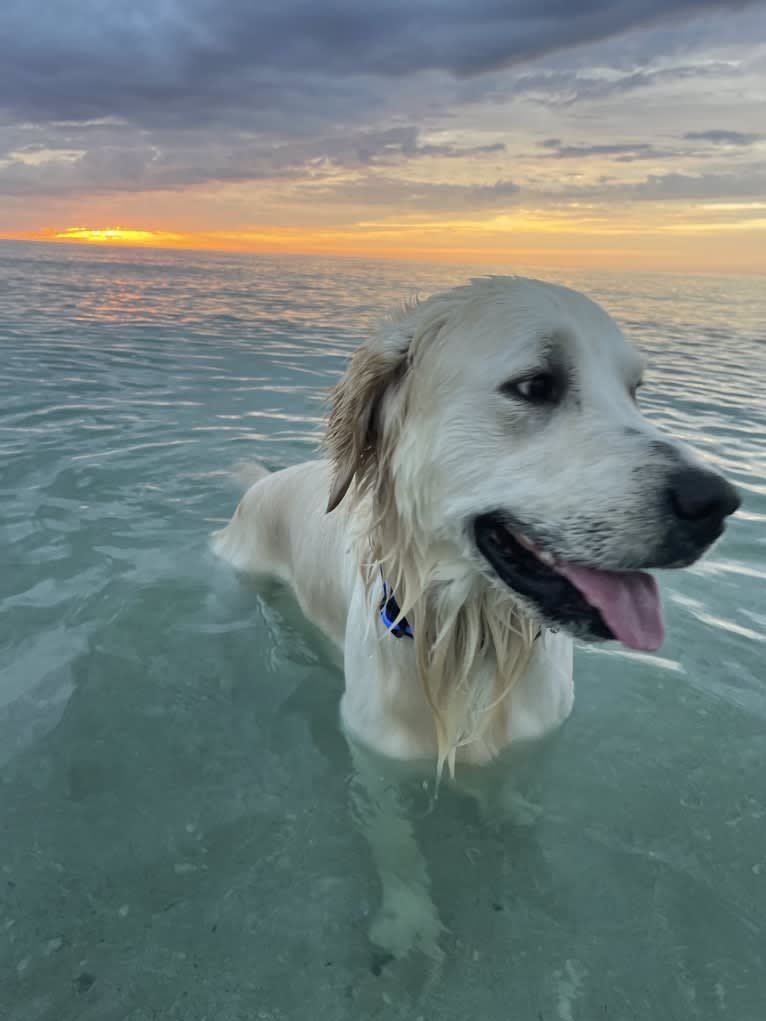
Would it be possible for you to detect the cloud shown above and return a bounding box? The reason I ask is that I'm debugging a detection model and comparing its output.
[540,168,766,203]
[496,58,744,108]
[628,170,766,201]
[314,127,506,165]
[539,138,663,161]
[295,174,522,216]
[535,129,763,164]
[0,123,507,196]
[0,1,756,128]
[534,119,764,165]
[684,129,760,145]
[0,0,763,229]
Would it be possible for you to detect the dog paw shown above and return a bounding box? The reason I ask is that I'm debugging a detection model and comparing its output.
[369,883,445,962]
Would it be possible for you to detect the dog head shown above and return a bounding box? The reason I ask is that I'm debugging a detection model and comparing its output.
[326,276,740,651]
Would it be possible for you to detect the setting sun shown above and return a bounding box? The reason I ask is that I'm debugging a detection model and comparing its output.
[51,227,184,246]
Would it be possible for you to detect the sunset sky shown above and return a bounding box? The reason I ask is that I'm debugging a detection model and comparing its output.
[1,1,765,272]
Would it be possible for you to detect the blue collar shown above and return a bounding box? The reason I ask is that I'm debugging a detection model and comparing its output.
[379,579,414,639]
[378,575,546,643]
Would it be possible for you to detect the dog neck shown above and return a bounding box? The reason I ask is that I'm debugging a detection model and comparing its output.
[355,484,539,775]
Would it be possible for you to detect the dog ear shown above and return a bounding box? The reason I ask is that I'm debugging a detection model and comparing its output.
[325,331,410,513]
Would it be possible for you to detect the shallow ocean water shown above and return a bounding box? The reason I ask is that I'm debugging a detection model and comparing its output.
[0,240,764,1020]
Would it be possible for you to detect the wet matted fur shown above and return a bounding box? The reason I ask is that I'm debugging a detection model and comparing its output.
[213,276,739,775]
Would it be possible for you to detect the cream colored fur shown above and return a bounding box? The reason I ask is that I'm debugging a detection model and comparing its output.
[214,458,573,770]
[211,278,610,771]
[211,274,729,961]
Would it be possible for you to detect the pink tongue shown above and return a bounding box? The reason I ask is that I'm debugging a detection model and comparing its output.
[555,563,664,651]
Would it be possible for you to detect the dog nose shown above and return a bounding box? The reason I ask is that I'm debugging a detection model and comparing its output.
[669,468,741,525]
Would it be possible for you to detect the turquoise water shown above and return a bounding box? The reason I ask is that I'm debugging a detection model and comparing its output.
[1,240,764,1020]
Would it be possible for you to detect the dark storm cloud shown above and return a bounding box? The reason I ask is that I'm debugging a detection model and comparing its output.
[0,0,756,126]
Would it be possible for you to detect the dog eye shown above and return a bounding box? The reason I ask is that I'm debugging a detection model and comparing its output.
[501,372,559,405]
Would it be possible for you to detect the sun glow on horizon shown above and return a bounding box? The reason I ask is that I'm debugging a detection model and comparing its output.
[2,210,764,275]
[51,226,184,245]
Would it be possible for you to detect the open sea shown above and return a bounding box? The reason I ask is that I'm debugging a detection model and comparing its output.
[0,239,764,1020]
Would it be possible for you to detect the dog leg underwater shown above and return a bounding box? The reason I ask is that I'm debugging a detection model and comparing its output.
[346,737,446,968]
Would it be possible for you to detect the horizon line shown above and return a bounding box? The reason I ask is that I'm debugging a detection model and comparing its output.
[1,233,764,279]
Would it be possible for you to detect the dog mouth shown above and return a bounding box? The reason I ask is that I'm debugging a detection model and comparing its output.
[473,513,664,651]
